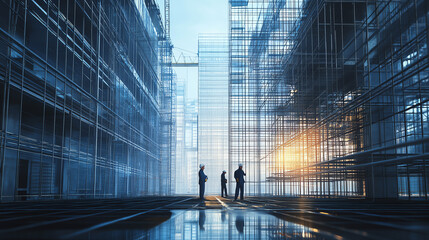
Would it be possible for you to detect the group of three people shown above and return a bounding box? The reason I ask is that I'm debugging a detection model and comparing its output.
[198,163,246,201]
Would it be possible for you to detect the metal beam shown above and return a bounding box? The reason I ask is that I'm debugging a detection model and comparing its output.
[172,63,199,67]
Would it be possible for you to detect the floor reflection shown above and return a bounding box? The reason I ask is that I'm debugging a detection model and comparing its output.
[146,209,337,239]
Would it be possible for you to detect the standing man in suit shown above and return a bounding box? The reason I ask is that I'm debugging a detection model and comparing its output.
[234,163,246,201]
[199,164,208,200]
[221,170,228,197]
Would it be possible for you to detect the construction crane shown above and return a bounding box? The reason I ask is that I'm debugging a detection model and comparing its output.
[172,49,198,67]
[164,0,198,68]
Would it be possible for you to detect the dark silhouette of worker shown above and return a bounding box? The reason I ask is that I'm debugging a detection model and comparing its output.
[221,210,226,222]
[221,170,228,197]
[199,163,208,200]
[235,215,244,233]
[234,163,246,201]
[199,210,206,231]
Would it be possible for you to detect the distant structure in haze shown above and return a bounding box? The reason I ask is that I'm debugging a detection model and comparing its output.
[198,34,229,194]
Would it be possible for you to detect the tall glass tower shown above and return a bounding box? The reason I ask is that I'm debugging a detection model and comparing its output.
[198,34,229,194]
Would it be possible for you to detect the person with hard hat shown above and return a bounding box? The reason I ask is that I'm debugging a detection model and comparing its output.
[199,163,208,200]
[234,163,246,201]
[221,170,228,197]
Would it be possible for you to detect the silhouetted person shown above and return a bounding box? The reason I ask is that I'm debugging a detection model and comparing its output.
[235,215,244,233]
[221,210,226,222]
[199,164,208,200]
[199,210,206,231]
[234,163,246,201]
[221,170,228,197]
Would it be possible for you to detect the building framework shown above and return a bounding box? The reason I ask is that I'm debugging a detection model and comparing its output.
[198,34,229,194]
[229,0,429,199]
[229,0,300,195]
[174,77,198,194]
[0,0,173,200]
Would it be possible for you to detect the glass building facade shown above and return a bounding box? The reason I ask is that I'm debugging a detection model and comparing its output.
[0,0,172,201]
[174,77,198,194]
[229,0,296,195]
[229,0,429,199]
[174,78,186,194]
[184,99,198,194]
[198,34,229,194]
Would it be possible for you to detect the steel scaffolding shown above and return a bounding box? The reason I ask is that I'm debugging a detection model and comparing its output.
[0,0,174,200]
[146,0,177,195]
[159,35,175,196]
[229,0,429,199]
[229,0,301,195]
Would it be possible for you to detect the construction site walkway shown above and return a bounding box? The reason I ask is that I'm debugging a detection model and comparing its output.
[1,196,428,239]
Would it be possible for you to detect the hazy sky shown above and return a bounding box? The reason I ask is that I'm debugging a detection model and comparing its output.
[158,0,228,100]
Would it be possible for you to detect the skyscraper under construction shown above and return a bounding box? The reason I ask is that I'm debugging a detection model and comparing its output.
[229,0,429,199]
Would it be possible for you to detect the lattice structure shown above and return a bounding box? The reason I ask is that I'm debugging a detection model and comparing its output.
[198,34,229,194]
[159,37,175,195]
[0,0,173,200]
[229,0,429,199]
[229,0,300,195]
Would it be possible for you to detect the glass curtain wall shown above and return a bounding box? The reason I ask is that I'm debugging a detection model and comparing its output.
[198,34,229,194]
[174,78,198,194]
[0,0,170,201]
[175,78,186,194]
[185,99,198,194]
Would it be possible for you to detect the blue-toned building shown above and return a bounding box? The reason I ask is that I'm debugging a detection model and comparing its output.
[0,0,172,201]
[198,34,229,194]
[229,0,429,199]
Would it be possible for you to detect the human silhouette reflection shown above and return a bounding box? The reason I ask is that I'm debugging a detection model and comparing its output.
[199,210,206,231]
[235,215,244,234]
[221,210,226,222]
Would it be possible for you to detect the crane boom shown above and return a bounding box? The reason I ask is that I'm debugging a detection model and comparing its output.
[164,0,198,67]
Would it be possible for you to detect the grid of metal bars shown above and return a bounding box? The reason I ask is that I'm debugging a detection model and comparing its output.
[0,0,172,200]
[229,0,429,199]
[198,34,229,194]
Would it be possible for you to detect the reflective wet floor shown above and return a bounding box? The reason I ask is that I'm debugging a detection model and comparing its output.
[145,209,337,239]
[1,196,429,239]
